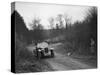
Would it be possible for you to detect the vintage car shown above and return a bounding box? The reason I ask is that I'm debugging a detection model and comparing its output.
[33,42,54,59]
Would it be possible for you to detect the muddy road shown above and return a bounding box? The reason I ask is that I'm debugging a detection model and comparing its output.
[27,43,96,71]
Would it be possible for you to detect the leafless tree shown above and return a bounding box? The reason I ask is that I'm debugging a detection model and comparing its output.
[48,17,55,29]
[56,14,64,29]
[29,17,42,30]
[64,14,71,29]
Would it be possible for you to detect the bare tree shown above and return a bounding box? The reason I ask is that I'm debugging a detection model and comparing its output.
[29,17,41,30]
[56,14,64,29]
[85,7,97,54]
[28,17,45,42]
[64,14,71,29]
[48,17,55,29]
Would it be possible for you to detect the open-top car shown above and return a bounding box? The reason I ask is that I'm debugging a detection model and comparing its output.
[33,41,54,59]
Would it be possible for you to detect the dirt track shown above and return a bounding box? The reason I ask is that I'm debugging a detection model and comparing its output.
[27,43,95,71]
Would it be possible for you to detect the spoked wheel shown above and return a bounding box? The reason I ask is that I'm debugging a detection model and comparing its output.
[37,52,41,59]
[51,50,54,57]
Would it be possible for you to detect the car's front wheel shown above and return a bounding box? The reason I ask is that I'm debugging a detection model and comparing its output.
[51,50,54,57]
[41,51,44,58]
[37,52,41,59]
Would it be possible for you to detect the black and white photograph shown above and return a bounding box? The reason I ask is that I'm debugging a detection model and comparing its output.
[11,2,97,73]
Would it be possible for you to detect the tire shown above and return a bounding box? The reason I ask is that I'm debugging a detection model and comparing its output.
[41,51,44,58]
[37,52,41,59]
[51,50,54,57]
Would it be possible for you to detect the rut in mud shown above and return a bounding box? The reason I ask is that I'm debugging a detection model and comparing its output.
[27,43,96,71]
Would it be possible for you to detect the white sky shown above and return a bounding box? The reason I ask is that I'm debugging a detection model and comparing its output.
[16,2,91,30]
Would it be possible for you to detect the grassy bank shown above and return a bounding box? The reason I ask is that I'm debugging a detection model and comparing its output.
[15,36,53,73]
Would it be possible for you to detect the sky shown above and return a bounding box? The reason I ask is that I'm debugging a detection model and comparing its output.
[15,2,92,30]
